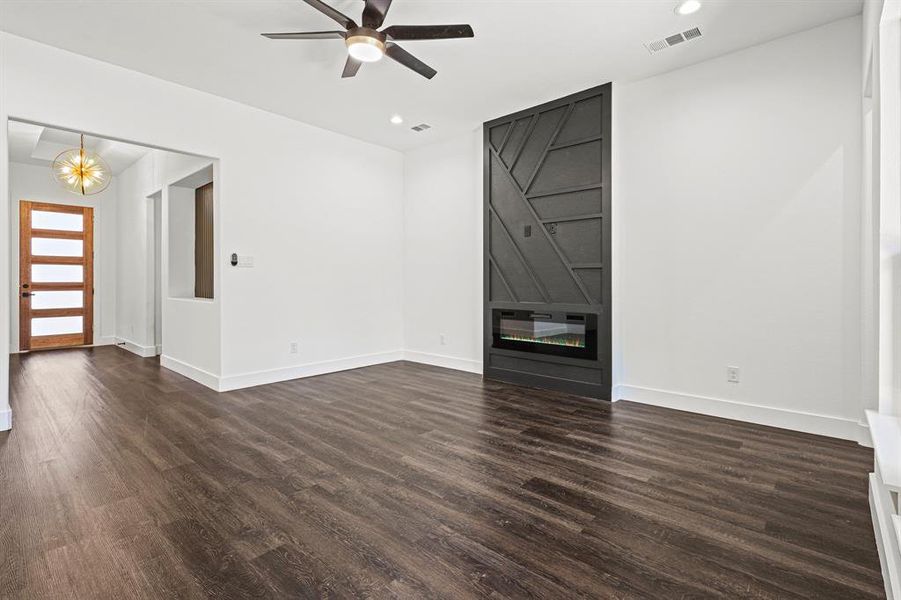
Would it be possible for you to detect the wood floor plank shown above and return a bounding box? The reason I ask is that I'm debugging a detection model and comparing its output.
[0,347,885,599]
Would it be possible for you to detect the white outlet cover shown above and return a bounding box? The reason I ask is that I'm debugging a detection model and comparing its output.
[237,255,254,268]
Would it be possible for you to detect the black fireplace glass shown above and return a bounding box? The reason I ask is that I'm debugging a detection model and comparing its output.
[492,310,597,360]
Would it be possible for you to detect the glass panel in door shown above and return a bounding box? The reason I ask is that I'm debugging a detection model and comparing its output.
[31,210,84,231]
[31,237,84,257]
[31,316,84,336]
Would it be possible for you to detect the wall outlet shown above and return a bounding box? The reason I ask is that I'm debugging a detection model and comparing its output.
[726,366,740,383]
[289,341,298,354]
[440,334,447,346]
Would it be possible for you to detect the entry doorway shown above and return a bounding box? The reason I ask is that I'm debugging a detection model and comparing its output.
[7,119,219,387]
[18,200,94,351]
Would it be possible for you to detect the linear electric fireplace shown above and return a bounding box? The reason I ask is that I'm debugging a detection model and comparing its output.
[492,309,597,360]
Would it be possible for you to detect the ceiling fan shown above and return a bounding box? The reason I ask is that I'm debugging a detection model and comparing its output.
[262,0,474,80]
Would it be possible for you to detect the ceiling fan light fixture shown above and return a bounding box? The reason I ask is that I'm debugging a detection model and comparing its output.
[262,0,473,79]
[346,35,385,62]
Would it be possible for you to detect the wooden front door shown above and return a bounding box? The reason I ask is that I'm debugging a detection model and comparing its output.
[19,201,94,351]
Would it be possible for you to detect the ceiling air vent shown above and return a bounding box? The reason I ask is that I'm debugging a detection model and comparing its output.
[683,27,702,41]
[411,123,432,132]
[644,26,702,54]
[665,33,685,46]
[646,39,668,53]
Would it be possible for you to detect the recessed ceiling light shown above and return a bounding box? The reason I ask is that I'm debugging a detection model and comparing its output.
[675,0,701,15]
[390,115,404,125]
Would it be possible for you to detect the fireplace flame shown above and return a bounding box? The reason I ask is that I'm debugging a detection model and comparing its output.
[499,333,586,348]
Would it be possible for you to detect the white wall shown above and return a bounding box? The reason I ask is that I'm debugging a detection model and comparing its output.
[115,149,215,371]
[0,36,9,430]
[8,161,118,350]
[614,16,863,440]
[860,0,883,427]
[874,2,901,418]
[402,131,483,373]
[401,17,866,441]
[212,125,403,391]
[152,191,161,349]
[0,31,405,417]
[862,5,901,599]
[167,186,195,299]
[115,151,156,351]
[159,155,219,378]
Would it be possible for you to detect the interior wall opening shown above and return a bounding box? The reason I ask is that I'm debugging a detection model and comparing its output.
[7,118,217,364]
[167,164,215,302]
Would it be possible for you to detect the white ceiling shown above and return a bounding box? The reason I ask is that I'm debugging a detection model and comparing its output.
[8,121,152,174]
[0,0,862,151]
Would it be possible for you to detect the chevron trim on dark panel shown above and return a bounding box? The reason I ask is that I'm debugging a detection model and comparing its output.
[484,84,612,399]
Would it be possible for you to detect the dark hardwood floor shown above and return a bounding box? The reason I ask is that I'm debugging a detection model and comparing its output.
[0,346,884,599]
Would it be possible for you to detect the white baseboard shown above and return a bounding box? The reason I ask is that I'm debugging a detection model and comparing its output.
[217,350,405,392]
[857,419,874,448]
[163,349,479,393]
[615,384,867,443]
[403,350,483,374]
[611,385,625,402]
[115,338,158,358]
[160,355,220,390]
[0,407,11,432]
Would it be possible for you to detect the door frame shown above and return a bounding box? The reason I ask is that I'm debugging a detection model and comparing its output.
[18,200,94,351]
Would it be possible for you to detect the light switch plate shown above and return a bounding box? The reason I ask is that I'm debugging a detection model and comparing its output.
[237,255,254,268]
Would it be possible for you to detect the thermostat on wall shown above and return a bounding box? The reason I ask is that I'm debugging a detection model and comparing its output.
[230,253,254,268]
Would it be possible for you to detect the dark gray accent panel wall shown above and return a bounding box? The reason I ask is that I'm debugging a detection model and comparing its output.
[483,83,612,399]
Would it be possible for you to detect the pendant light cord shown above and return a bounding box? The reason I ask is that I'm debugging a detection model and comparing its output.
[80,134,86,196]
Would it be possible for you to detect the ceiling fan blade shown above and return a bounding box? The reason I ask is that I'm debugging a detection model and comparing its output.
[382,24,474,40]
[301,0,357,29]
[362,0,393,29]
[342,56,363,78]
[385,42,437,79]
[261,31,346,39]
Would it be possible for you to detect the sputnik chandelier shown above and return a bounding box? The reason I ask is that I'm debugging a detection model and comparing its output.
[51,134,111,196]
